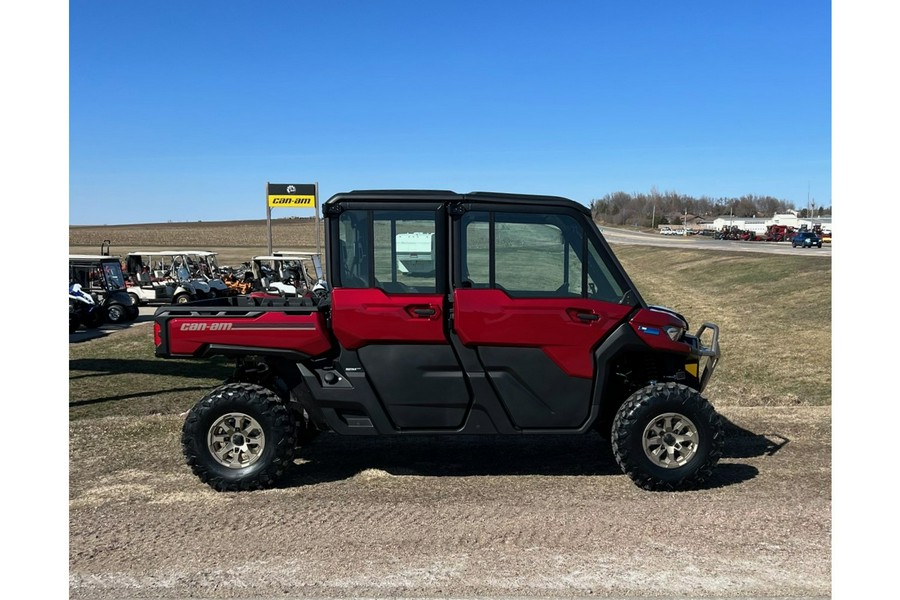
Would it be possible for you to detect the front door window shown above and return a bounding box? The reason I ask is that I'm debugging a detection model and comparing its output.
[460,210,631,303]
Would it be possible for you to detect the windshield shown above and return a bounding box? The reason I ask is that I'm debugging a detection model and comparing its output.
[206,254,219,273]
[101,261,126,290]
[282,258,319,286]
[188,253,220,278]
[169,256,192,281]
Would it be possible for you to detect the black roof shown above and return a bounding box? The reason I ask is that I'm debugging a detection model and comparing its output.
[325,190,590,215]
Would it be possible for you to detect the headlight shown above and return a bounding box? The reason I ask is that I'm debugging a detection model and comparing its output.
[664,325,684,341]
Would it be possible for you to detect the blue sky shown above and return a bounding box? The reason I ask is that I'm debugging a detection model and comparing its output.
[66,0,832,225]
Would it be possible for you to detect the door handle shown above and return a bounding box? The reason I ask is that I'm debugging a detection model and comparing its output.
[405,305,440,319]
[567,308,600,323]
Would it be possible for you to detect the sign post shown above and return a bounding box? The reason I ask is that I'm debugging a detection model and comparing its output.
[315,181,320,257]
[265,183,318,256]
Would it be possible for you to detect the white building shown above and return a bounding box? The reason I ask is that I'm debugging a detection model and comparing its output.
[712,212,833,235]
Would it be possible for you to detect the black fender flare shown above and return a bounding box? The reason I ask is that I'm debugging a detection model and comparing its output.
[590,322,650,423]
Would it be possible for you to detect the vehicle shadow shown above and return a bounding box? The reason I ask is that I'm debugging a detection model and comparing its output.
[69,317,155,344]
[280,416,779,490]
[721,416,789,459]
[68,358,231,381]
[284,432,622,486]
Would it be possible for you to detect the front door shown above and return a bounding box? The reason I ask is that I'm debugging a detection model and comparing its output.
[451,208,635,429]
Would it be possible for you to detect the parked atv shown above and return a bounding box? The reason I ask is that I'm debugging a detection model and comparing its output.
[69,282,105,330]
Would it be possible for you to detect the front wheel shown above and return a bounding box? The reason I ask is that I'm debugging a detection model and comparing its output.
[173,293,191,304]
[611,383,723,491]
[182,383,297,491]
[82,307,106,328]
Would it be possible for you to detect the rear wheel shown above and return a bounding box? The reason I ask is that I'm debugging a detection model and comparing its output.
[69,311,81,334]
[611,383,723,491]
[105,302,128,324]
[182,383,297,491]
[128,292,141,307]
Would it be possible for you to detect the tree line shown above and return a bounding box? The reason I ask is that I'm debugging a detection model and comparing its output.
[590,189,832,228]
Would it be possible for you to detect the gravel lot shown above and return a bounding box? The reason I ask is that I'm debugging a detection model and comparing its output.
[69,404,831,599]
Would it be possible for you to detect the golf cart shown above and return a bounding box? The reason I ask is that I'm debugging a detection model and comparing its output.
[249,253,328,299]
[68,255,139,324]
[123,251,214,305]
[272,251,327,290]
[166,250,232,297]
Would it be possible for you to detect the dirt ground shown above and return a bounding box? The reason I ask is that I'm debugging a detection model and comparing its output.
[69,403,831,599]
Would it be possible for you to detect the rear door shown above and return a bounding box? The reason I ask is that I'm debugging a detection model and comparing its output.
[329,204,471,429]
[452,207,636,429]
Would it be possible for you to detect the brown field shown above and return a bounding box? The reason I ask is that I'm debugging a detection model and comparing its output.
[70,217,324,266]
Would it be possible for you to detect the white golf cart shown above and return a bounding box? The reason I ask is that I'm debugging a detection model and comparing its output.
[165,250,231,298]
[123,251,214,305]
[250,252,327,298]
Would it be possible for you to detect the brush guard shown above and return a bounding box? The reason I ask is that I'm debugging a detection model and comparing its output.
[683,323,720,393]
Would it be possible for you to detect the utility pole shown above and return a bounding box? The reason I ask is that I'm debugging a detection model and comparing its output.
[807,182,811,218]
[651,204,656,229]
[315,181,321,257]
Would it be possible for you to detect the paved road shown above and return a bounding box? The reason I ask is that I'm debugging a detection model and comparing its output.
[600,227,832,257]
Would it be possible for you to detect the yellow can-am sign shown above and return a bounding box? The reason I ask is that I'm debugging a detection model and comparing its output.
[267,183,316,208]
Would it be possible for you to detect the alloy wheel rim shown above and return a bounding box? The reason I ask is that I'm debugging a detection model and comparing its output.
[642,412,699,469]
[207,412,266,469]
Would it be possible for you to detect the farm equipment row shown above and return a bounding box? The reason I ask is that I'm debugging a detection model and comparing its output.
[713,223,830,243]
